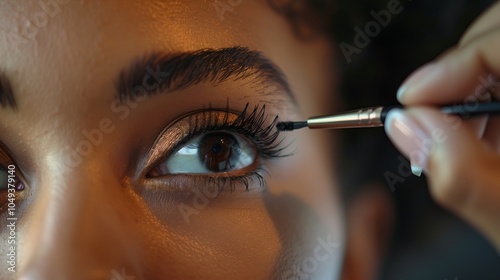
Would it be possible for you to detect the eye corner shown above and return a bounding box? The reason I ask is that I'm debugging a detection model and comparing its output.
[0,142,27,192]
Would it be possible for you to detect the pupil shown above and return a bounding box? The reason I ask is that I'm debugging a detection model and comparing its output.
[211,143,223,154]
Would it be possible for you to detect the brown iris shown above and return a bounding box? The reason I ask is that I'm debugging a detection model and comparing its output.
[198,132,239,172]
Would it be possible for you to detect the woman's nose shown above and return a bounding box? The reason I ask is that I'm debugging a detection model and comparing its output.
[18,163,145,280]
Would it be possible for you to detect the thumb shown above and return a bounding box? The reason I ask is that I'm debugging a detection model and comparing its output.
[385,107,500,250]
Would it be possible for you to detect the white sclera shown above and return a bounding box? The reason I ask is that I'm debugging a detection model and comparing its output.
[166,133,255,174]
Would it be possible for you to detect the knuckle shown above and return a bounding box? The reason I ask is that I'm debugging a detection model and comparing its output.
[427,152,499,213]
[427,155,474,209]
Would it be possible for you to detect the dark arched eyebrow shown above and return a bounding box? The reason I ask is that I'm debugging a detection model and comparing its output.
[115,46,295,104]
[0,73,16,110]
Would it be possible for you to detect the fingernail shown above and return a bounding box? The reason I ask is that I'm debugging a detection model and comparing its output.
[385,109,432,175]
[411,165,423,177]
[397,63,444,103]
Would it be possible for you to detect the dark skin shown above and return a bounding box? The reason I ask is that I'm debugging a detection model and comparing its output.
[0,1,345,279]
[11,0,500,279]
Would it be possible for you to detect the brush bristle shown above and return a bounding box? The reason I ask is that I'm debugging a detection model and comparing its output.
[277,121,307,131]
[276,122,294,131]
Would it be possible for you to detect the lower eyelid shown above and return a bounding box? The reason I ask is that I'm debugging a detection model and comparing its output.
[144,164,268,193]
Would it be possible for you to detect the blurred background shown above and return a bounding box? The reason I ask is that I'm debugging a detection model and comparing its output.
[331,0,500,279]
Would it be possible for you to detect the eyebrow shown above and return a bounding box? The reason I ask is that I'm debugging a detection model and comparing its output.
[0,72,16,110]
[116,46,294,104]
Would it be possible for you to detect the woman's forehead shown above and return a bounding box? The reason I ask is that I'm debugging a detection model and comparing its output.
[0,0,287,104]
[0,1,283,119]
[0,0,270,54]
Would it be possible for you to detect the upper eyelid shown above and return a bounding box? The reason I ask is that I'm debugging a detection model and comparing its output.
[141,109,241,175]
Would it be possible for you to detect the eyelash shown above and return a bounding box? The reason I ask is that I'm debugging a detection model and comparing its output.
[153,102,290,192]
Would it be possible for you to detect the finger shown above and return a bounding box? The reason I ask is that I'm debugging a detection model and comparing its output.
[385,107,500,249]
[395,29,500,138]
[465,115,488,139]
[397,29,500,105]
[460,2,500,46]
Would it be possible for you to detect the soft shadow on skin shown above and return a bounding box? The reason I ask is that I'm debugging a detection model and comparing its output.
[264,193,336,279]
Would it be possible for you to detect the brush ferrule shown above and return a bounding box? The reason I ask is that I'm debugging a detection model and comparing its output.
[307,107,384,129]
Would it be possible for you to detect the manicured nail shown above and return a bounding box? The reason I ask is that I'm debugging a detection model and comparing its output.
[397,63,443,103]
[411,165,423,177]
[385,109,432,175]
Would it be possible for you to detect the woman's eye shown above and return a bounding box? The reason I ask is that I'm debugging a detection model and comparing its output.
[143,105,287,191]
[152,132,256,175]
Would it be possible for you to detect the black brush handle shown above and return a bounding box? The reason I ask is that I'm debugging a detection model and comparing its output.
[380,101,500,123]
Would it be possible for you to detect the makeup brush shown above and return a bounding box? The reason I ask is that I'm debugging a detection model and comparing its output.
[277,101,500,131]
